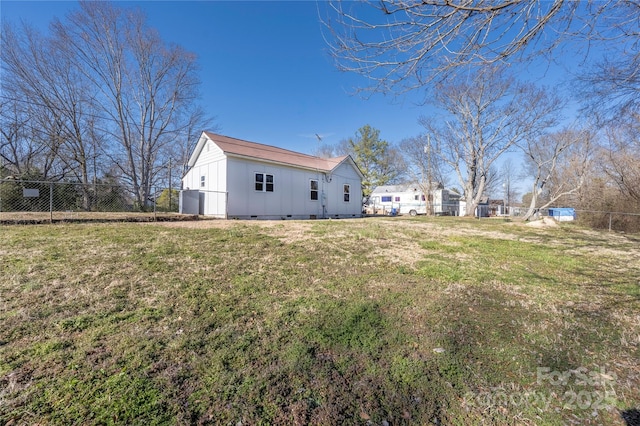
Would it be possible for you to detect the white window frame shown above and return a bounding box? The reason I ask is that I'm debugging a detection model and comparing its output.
[255,173,274,192]
[200,175,205,188]
[310,179,319,201]
[265,174,274,192]
[343,184,350,202]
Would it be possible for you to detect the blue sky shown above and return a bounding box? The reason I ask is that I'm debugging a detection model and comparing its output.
[1,0,433,155]
[3,0,596,198]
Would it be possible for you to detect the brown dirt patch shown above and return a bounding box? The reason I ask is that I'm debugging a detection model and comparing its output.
[525,217,559,228]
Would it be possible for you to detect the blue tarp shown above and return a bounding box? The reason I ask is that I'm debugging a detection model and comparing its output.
[548,208,576,219]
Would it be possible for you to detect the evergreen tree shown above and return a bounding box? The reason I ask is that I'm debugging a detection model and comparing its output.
[346,125,402,196]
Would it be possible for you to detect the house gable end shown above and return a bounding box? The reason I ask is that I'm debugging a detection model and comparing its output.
[330,155,364,180]
[187,132,226,169]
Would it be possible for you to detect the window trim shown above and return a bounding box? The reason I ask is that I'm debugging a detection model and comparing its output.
[310,179,319,201]
[255,173,264,191]
[200,175,205,188]
[255,172,274,192]
[265,174,274,192]
[343,184,350,202]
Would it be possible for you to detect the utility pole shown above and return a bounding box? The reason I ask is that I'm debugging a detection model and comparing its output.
[0,151,3,215]
[424,135,434,215]
[168,158,172,212]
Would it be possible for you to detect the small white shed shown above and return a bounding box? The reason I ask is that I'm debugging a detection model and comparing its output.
[181,132,364,219]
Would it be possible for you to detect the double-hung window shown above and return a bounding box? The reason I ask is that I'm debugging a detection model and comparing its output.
[255,173,274,192]
[343,184,350,202]
[310,179,318,200]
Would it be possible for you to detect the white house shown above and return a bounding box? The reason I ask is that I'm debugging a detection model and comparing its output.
[366,183,461,216]
[180,132,364,219]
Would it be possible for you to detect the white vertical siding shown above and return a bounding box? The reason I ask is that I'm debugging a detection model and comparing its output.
[322,161,363,217]
[226,157,323,218]
[182,142,228,217]
[224,157,361,219]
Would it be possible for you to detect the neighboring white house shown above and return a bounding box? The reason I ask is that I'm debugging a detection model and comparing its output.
[366,183,461,216]
[181,132,364,219]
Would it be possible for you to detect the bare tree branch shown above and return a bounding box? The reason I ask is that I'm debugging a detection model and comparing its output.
[600,120,640,202]
[325,0,636,96]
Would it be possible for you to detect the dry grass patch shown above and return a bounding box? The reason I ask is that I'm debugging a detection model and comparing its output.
[1,217,638,425]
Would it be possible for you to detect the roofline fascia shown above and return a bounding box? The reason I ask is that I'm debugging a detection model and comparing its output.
[186,132,210,168]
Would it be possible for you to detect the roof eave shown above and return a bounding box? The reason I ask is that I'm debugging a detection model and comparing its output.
[187,132,210,168]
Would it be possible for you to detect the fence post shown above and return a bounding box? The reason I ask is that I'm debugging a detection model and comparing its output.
[609,212,612,232]
[168,158,172,212]
[49,182,54,223]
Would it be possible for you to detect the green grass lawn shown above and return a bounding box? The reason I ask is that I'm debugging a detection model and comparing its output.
[1,217,638,425]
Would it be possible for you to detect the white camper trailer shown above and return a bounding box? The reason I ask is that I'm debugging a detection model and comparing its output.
[366,183,460,216]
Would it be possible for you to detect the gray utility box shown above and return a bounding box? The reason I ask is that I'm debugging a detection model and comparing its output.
[179,190,200,215]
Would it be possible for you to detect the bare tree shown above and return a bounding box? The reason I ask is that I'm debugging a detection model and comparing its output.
[51,1,207,209]
[313,142,339,159]
[519,128,594,220]
[1,21,104,207]
[565,115,640,232]
[482,165,502,201]
[420,67,562,216]
[0,98,33,177]
[399,134,446,215]
[176,107,217,177]
[499,159,521,213]
[600,120,640,203]
[326,0,639,95]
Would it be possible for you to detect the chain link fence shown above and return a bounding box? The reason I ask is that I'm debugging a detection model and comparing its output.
[2,178,639,232]
[509,207,640,233]
[0,179,179,223]
[574,209,640,233]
